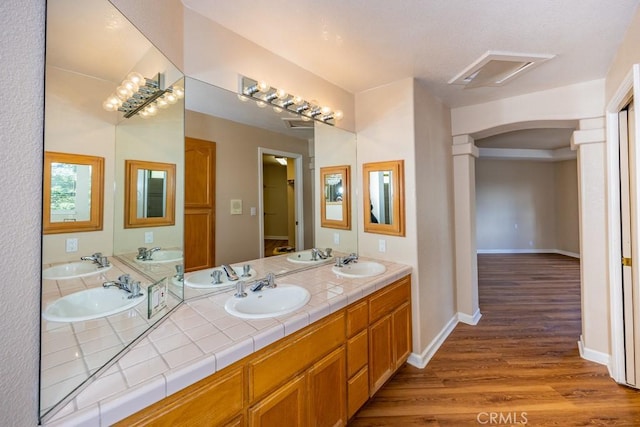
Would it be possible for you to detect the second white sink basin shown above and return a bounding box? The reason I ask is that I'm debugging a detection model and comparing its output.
[332,261,386,278]
[42,287,145,322]
[224,284,311,319]
[43,261,112,280]
[185,266,257,289]
[136,250,183,264]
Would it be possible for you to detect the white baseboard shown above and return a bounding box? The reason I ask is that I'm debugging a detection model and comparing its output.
[477,248,580,258]
[407,314,459,369]
[458,309,482,325]
[578,335,611,371]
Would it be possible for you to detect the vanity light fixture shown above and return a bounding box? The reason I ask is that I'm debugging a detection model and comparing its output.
[239,75,343,126]
[102,72,184,119]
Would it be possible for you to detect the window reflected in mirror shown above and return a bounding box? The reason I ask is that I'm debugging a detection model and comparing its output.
[320,165,351,230]
[124,160,175,228]
[363,160,405,236]
[43,152,104,234]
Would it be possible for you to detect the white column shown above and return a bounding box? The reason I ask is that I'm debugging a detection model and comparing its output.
[452,135,481,324]
[571,117,610,363]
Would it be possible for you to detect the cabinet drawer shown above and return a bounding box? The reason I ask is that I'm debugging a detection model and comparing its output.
[250,312,345,401]
[347,367,369,419]
[347,300,368,337]
[369,276,410,323]
[347,329,368,377]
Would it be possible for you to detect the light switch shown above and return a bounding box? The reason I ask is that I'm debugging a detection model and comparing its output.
[231,199,243,215]
[144,231,153,243]
[65,238,78,253]
[333,233,340,245]
[250,207,257,216]
[378,239,386,253]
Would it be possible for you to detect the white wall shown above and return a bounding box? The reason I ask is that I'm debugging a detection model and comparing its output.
[356,78,457,361]
[0,1,44,425]
[476,159,579,255]
[413,80,457,355]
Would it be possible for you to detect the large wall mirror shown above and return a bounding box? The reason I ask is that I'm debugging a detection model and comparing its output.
[363,160,406,236]
[41,0,358,422]
[41,0,184,421]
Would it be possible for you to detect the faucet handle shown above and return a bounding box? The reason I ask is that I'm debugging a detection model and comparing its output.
[117,274,131,285]
[335,257,344,267]
[325,248,333,257]
[234,281,247,298]
[266,272,276,288]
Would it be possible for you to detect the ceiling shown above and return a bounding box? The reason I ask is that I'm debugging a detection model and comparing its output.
[181,0,640,109]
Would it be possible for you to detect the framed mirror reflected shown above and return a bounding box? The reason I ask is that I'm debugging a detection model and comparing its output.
[363,160,406,236]
[320,165,351,230]
[43,151,104,234]
[124,159,176,228]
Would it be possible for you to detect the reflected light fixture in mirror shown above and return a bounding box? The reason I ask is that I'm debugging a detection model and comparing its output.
[274,156,288,166]
[103,72,185,118]
[239,75,343,125]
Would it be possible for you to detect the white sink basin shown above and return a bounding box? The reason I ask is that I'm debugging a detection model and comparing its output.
[185,266,257,289]
[286,250,329,264]
[136,250,183,264]
[43,261,112,280]
[224,284,311,319]
[332,261,386,278]
[42,287,146,322]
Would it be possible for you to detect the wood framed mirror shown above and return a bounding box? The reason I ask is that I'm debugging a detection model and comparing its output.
[43,151,104,234]
[363,160,405,236]
[320,165,351,230]
[124,159,176,228]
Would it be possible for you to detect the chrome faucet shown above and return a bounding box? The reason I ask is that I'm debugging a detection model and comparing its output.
[80,252,110,268]
[136,247,161,261]
[234,281,247,298]
[311,248,333,260]
[336,253,358,267]
[103,274,143,299]
[343,253,358,265]
[250,272,276,292]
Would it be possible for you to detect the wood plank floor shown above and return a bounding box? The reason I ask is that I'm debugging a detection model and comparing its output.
[351,253,640,426]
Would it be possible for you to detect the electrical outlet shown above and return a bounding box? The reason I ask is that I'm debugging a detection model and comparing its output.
[144,231,153,243]
[333,233,340,245]
[65,238,78,253]
[378,239,386,253]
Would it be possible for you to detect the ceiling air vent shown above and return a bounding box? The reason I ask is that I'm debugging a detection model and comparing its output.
[449,51,554,89]
[282,117,314,130]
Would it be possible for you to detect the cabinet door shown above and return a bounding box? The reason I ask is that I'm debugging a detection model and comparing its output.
[368,315,393,395]
[308,347,347,427]
[249,375,306,427]
[393,302,411,369]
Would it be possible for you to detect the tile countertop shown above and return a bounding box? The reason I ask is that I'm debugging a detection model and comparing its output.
[45,256,412,426]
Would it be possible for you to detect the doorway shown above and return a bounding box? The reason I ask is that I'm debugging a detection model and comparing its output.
[258,148,303,257]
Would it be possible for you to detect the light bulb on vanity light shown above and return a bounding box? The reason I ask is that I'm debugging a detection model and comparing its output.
[165,92,178,104]
[116,84,133,100]
[126,72,145,87]
[334,110,344,120]
[257,81,270,92]
[173,86,185,99]
[156,97,169,109]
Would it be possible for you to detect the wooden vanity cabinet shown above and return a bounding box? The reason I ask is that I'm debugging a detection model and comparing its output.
[118,275,411,426]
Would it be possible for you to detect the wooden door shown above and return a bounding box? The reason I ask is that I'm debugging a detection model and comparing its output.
[307,347,347,427]
[185,137,216,272]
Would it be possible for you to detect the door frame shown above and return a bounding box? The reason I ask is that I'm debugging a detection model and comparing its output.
[257,147,304,257]
[606,64,640,384]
